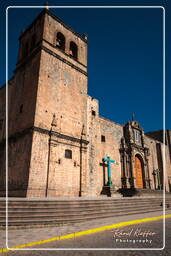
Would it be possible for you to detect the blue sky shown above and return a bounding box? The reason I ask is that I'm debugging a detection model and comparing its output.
[0,0,170,132]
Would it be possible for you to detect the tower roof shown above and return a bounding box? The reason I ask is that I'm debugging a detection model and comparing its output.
[19,8,87,43]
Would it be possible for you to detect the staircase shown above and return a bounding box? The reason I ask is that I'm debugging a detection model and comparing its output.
[0,197,170,228]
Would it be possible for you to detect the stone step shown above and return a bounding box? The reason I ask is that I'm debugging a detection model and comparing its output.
[0,199,168,207]
[1,197,166,203]
[0,201,165,212]
[0,204,164,220]
[0,204,164,217]
[0,200,165,210]
[0,203,162,214]
[0,198,169,227]
[1,208,166,227]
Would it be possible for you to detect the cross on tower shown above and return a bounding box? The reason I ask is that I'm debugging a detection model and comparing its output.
[103,156,116,186]
[44,1,49,9]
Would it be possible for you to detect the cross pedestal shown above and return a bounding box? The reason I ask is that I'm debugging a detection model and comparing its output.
[102,156,122,197]
[103,156,115,186]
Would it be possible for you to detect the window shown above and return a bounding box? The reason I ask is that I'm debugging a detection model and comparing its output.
[134,129,141,143]
[69,41,78,60]
[101,135,106,142]
[65,149,72,159]
[56,32,65,51]
[92,110,96,116]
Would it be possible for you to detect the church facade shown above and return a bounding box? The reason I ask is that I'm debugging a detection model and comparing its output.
[0,9,171,197]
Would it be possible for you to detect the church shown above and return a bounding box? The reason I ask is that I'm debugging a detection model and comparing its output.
[0,8,171,198]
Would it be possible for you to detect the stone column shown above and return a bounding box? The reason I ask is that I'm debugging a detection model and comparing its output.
[144,159,151,189]
[144,148,151,189]
[79,139,88,197]
[129,152,135,188]
[152,170,157,190]
[45,134,58,197]
[121,151,127,189]
[45,114,58,197]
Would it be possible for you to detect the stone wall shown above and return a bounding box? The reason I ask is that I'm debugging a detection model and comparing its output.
[97,117,123,193]
[86,95,123,195]
[144,135,171,192]
[0,132,32,197]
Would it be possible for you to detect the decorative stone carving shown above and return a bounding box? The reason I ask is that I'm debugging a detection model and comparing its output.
[120,120,150,191]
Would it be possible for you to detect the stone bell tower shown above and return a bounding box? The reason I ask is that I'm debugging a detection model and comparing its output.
[2,8,89,197]
[28,8,89,197]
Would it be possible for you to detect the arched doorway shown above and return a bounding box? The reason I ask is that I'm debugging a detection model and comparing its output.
[134,154,145,189]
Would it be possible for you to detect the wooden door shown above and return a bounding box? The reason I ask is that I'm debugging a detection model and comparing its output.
[134,156,143,189]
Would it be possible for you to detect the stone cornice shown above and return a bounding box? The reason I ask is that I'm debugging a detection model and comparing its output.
[33,126,89,145]
[43,38,87,68]
[15,43,87,77]
[41,45,87,76]
[0,126,89,146]
[0,126,89,147]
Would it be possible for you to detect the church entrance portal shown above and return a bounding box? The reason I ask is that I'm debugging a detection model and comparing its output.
[134,155,144,189]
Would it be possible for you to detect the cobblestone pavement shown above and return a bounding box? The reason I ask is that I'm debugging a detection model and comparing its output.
[0,210,171,256]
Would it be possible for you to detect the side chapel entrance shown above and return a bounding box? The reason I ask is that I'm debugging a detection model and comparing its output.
[134,155,144,189]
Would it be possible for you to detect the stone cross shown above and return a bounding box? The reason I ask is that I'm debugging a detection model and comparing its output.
[44,1,49,9]
[132,112,135,121]
[103,156,116,186]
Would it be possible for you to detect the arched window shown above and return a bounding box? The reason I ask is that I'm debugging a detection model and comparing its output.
[65,149,72,159]
[69,41,78,60]
[134,129,141,143]
[56,32,65,51]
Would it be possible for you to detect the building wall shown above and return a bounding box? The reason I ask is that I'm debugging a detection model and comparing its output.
[146,130,171,191]
[8,53,41,136]
[144,136,161,190]
[86,96,100,196]
[86,95,123,195]
[0,84,6,141]
[0,132,32,197]
[26,131,49,197]
[97,117,123,193]
[166,143,171,192]
[144,135,171,192]
[35,49,87,136]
